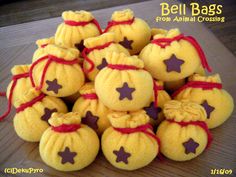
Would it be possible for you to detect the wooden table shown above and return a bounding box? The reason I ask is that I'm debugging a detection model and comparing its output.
[0,1,235,176]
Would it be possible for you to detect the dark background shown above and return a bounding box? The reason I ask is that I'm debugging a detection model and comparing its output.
[0,0,235,55]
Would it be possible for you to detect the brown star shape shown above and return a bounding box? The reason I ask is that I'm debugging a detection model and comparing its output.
[82,111,99,130]
[46,79,62,94]
[119,37,133,50]
[164,54,185,73]
[75,40,85,52]
[41,108,57,122]
[58,147,77,164]
[182,138,199,154]
[201,100,215,119]
[97,58,108,70]
[116,82,135,100]
[113,146,131,164]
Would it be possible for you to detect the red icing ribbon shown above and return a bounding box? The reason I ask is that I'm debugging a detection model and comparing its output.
[52,124,81,132]
[82,41,114,73]
[16,93,45,113]
[64,19,102,34]
[153,80,164,107]
[167,119,213,148]
[103,17,135,33]
[151,34,212,72]
[40,44,48,48]
[0,73,29,121]
[81,93,98,100]
[29,55,79,91]
[114,123,161,152]
[107,64,139,70]
[172,81,222,98]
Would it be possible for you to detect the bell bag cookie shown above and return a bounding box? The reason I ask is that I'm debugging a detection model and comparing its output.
[103,9,151,55]
[139,28,212,81]
[39,112,99,171]
[30,44,85,97]
[102,111,160,170]
[13,89,67,142]
[95,52,153,111]
[55,10,102,50]
[82,32,129,81]
[72,82,112,134]
[172,74,234,129]
[156,100,212,161]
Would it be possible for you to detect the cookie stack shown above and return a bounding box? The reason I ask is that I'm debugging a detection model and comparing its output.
[0,8,234,171]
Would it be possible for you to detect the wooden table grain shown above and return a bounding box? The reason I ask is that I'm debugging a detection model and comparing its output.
[0,1,235,177]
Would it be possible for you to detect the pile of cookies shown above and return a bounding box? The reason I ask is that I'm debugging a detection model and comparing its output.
[0,9,234,171]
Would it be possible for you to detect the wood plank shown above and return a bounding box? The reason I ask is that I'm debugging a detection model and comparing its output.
[0,0,147,27]
[0,1,235,176]
[179,0,236,56]
[1,0,235,55]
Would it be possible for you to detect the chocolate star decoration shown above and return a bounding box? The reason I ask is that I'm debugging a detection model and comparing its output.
[119,37,133,50]
[97,58,108,70]
[116,82,135,100]
[82,111,99,130]
[182,138,199,154]
[75,40,85,52]
[113,146,131,164]
[58,147,77,164]
[46,79,62,94]
[201,100,215,119]
[41,108,57,122]
[144,102,162,120]
[163,54,185,73]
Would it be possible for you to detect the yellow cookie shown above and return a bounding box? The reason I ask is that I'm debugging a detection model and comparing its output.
[157,100,212,161]
[40,112,99,171]
[104,9,151,54]
[102,110,159,170]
